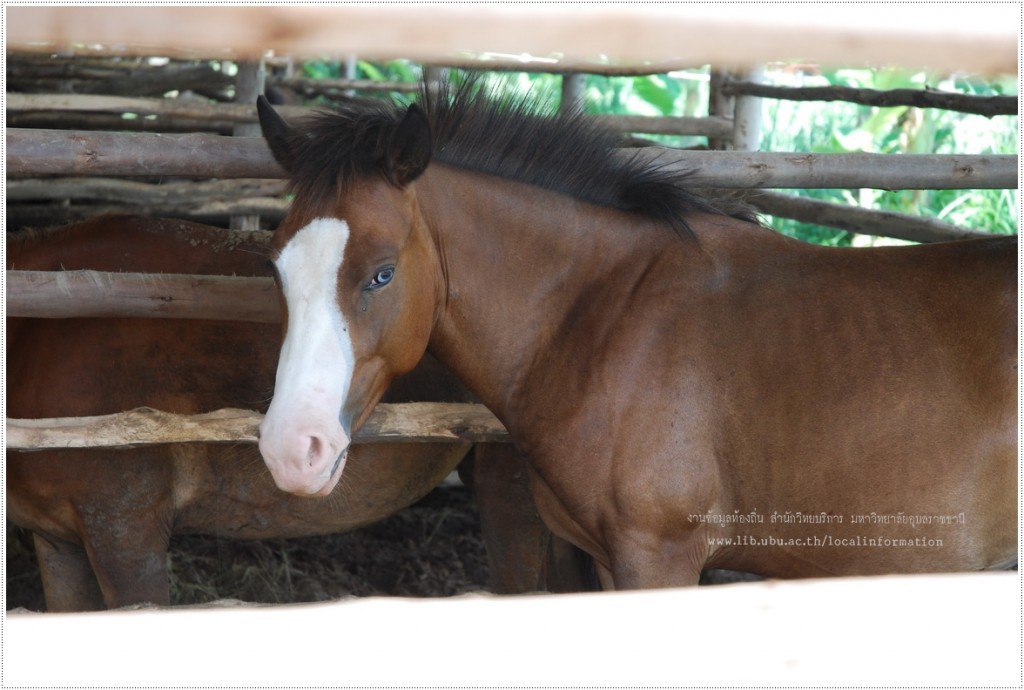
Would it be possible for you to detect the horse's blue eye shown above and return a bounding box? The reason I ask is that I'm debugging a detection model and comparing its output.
[367,267,395,289]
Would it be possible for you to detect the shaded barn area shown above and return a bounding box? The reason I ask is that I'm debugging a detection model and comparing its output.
[8,482,490,610]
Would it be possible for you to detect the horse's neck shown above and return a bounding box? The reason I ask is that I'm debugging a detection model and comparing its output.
[417,166,670,421]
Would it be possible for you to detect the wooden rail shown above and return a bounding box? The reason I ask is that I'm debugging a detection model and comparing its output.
[6,270,279,323]
[6,403,510,450]
[7,5,1015,74]
[6,129,284,178]
[8,128,1016,190]
[625,150,1016,191]
[720,82,1017,118]
[6,94,735,139]
[745,191,994,244]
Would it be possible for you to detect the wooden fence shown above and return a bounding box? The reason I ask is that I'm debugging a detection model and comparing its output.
[6,49,1015,239]
[4,9,1018,687]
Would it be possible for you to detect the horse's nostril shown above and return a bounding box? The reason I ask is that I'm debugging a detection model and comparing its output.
[306,435,324,467]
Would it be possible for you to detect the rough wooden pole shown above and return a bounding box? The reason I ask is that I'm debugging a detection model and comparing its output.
[622,149,1016,190]
[721,82,1018,118]
[6,128,285,178]
[9,129,1015,189]
[6,403,511,449]
[6,270,280,322]
[746,190,994,243]
[7,93,733,138]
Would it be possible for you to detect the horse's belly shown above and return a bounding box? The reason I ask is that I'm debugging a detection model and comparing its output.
[713,443,1017,578]
[174,442,469,539]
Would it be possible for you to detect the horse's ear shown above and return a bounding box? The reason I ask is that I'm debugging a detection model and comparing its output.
[385,103,432,187]
[257,95,296,174]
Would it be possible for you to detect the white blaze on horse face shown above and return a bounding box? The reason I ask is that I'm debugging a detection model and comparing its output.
[258,218,355,496]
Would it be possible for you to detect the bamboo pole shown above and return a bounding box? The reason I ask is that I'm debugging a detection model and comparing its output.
[6,403,510,449]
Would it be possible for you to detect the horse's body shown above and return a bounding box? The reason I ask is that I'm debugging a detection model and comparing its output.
[255,85,1017,589]
[7,215,575,611]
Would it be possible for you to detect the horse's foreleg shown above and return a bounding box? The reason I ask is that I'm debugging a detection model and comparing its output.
[78,510,172,609]
[544,534,601,592]
[471,443,602,593]
[468,443,552,593]
[32,532,105,612]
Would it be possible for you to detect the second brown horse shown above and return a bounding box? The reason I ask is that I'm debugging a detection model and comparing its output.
[7,215,583,611]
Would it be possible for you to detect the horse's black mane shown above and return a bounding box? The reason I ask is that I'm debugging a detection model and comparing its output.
[281,78,757,236]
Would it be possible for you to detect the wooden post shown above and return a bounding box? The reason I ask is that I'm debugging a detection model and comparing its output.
[707,69,736,150]
[343,52,358,97]
[560,73,586,113]
[731,65,764,151]
[231,59,266,231]
[423,65,445,101]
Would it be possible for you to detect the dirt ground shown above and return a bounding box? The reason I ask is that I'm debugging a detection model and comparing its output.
[6,482,491,611]
[7,479,766,611]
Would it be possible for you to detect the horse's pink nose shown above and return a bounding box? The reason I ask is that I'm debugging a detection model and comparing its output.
[258,426,349,496]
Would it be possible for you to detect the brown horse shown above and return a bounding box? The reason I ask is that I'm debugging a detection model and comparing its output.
[7,215,580,611]
[255,83,1017,590]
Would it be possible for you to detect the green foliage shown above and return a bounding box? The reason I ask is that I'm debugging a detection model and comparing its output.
[759,66,1017,243]
[301,58,421,83]
[582,71,710,149]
